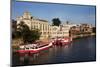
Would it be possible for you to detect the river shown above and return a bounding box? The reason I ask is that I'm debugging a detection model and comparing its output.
[12,35,96,66]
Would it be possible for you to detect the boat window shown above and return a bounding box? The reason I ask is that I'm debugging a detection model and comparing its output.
[25,48,29,50]
[32,47,34,49]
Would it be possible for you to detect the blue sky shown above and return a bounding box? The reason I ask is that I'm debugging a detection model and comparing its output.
[12,1,96,26]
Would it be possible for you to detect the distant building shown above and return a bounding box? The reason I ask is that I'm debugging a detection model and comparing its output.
[80,24,92,33]
[51,24,76,38]
[16,12,74,40]
[69,24,93,37]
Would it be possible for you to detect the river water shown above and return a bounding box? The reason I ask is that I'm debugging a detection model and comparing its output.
[12,35,96,66]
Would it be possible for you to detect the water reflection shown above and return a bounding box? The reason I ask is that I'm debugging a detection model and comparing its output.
[16,44,72,65]
[12,36,96,66]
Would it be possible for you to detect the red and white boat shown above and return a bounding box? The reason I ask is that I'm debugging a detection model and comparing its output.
[52,37,72,46]
[16,42,53,55]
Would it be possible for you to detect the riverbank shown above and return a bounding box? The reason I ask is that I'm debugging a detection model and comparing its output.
[12,33,96,51]
[72,33,96,39]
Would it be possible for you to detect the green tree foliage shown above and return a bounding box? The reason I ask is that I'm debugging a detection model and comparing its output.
[22,29,41,43]
[66,21,69,24]
[92,27,96,33]
[12,19,20,39]
[52,18,61,26]
[12,20,41,44]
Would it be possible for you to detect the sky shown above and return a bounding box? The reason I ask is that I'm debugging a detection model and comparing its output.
[12,0,96,26]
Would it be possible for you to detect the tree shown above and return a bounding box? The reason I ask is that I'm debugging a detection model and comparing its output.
[22,29,41,43]
[16,21,41,44]
[66,21,69,24]
[52,18,61,26]
[12,19,17,39]
[16,21,30,39]
[92,27,96,33]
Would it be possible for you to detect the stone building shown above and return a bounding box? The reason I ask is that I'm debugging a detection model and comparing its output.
[16,12,75,40]
[17,12,52,40]
[51,24,76,38]
[80,24,92,33]
[69,24,93,37]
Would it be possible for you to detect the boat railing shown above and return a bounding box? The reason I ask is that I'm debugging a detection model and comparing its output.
[19,41,53,50]
[19,44,39,50]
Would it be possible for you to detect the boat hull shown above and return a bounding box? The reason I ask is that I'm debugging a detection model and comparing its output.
[16,42,53,55]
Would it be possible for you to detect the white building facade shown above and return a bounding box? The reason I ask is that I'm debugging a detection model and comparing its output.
[16,12,75,40]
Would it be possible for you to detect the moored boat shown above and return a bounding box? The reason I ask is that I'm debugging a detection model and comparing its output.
[52,37,72,46]
[16,42,53,55]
